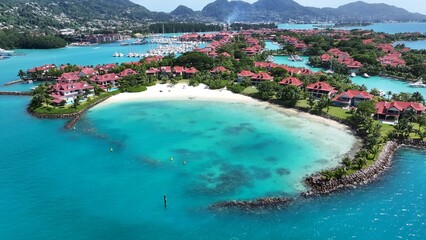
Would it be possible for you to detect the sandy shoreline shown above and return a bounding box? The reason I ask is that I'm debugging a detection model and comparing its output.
[96,83,353,132]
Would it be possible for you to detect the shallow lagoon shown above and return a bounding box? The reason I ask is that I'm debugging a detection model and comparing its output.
[0,97,424,239]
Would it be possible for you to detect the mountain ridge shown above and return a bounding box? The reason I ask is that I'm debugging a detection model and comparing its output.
[0,0,424,31]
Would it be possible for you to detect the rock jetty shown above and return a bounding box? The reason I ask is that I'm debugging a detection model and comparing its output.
[303,141,400,196]
[210,197,293,213]
[0,91,32,96]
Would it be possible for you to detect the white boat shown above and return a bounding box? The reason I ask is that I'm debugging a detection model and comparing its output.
[350,72,356,77]
[325,69,334,74]
[118,53,124,57]
[113,52,119,57]
[379,90,386,97]
[362,73,370,78]
[408,81,426,88]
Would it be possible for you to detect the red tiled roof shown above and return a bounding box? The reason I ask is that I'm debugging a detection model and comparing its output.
[333,90,373,102]
[251,72,274,81]
[279,77,303,86]
[119,69,137,77]
[58,72,79,82]
[90,73,120,83]
[306,81,336,93]
[210,66,230,73]
[238,70,255,77]
[376,101,426,115]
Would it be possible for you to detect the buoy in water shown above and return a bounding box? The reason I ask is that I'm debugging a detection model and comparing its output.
[110,147,113,152]
[170,157,174,161]
[73,127,76,130]
[183,161,187,165]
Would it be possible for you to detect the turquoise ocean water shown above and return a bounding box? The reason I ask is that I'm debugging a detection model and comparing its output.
[0,97,424,239]
[0,25,425,239]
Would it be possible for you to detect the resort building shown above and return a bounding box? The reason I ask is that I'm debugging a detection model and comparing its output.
[210,66,230,74]
[237,70,255,82]
[90,73,121,90]
[26,64,57,79]
[251,72,274,84]
[51,81,94,104]
[78,67,98,78]
[119,69,137,77]
[278,77,303,87]
[146,67,160,76]
[182,67,198,78]
[375,101,426,121]
[255,62,279,69]
[306,81,337,99]
[332,90,374,107]
[57,72,80,83]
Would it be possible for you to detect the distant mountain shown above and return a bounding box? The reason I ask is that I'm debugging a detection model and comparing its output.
[0,0,424,31]
[183,0,426,23]
[0,0,169,30]
[171,5,195,16]
[333,1,426,21]
[201,0,252,20]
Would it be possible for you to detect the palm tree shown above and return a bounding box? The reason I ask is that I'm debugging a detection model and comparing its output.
[410,91,424,103]
[416,114,426,131]
[321,170,334,181]
[341,156,352,169]
[18,70,26,80]
[355,157,367,170]
[386,91,392,101]
[334,167,347,179]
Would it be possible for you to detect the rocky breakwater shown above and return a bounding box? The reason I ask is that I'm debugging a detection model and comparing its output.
[303,141,400,196]
[209,197,293,213]
[399,139,426,148]
[0,91,32,96]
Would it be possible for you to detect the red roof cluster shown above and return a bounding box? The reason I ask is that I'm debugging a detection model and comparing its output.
[27,64,56,73]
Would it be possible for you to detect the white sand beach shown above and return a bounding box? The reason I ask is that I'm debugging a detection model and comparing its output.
[97,83,354,132]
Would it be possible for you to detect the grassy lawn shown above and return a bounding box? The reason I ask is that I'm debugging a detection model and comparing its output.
[242,86,259,95]
[296,99,309,108]
[324,105,351,120]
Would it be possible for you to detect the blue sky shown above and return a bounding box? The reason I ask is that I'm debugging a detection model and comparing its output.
[131,0,426,14]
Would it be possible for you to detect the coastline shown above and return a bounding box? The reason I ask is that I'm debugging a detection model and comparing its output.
[96,83,354,133]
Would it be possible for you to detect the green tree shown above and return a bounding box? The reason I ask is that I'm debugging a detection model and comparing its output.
[279,85,301,107]
[257,81,279,100]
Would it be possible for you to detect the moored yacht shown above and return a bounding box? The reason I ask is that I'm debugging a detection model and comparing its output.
[408,80,426,88]
[362,73,370,78]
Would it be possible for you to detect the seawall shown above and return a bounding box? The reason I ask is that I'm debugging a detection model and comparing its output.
[303,141,401,196]
[0,91,32,96]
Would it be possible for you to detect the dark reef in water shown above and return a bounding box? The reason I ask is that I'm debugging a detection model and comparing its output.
[276,168,290,175]
[210,197,294,213]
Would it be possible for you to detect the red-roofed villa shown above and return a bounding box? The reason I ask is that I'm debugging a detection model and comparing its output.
[375,101,425,121]
[332,90,374,107]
